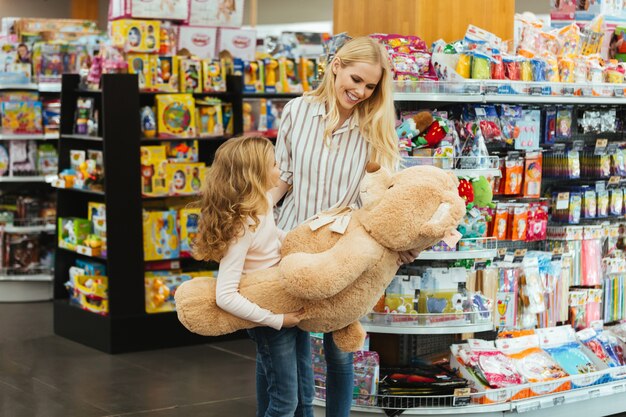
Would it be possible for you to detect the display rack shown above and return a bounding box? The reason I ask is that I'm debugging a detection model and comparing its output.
[53,73,250,353]
[0,82,59,302]
[313,85,626,417]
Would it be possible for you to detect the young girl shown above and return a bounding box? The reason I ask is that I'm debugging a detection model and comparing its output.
[193,135,312,417]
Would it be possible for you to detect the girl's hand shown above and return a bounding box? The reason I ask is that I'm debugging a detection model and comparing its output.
[397,249,421,266]
[282,308,305,328]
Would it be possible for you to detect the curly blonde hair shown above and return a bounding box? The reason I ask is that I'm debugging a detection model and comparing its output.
[192,136,274,262]
[307,36,399,171]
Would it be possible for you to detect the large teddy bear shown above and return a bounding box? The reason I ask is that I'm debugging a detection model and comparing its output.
[175,163,466,352]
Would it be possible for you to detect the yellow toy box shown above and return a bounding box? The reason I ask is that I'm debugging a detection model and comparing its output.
[179,207,200,256]
[88,202,107,254]
[142,209,180,261]
[196,98,223,137]
[179,57,203,93]
[127,53,156,90]
[202,59,226,92]
[140,145,168,196]
[166,162,205,196]
[155,94,196,138]
[109,19,160,53]
[155,56,180,92]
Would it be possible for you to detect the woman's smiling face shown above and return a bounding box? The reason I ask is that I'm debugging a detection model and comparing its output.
[332,59,382,115]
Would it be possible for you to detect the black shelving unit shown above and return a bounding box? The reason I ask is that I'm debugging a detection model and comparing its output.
[53,74,245,353]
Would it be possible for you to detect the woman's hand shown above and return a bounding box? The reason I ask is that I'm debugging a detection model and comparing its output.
[282,308,305,328]
[397,249,421,266]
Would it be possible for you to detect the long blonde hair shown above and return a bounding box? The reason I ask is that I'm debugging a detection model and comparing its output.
[306,36,399,170]
[193,136,274,262]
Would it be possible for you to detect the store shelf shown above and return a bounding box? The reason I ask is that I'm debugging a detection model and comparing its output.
[394,92,484,102]
[360,321,493,335]
[417,249,498,260]
[61,134,103,142]
[0,83,38,90]
[313,372,626,417]
[3,223,55,233]
[57,246,107,261]
[54,186,105,196]
[142,193,199,200]
[483,94,626,105]
[402,156,500,177]
[0,176,47,183]
[0,133,47,140]
[38,83,62,93]
[140,135,231,142]
[0,273,53,282]
[242,92,302,99]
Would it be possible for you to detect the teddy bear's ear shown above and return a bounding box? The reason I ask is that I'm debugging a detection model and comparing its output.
[365,161,381,173]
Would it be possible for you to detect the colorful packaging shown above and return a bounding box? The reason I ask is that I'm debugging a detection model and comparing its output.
[155,94,196,138]
[165,162,205,196]
[140,145,168,197]
[217,28,257,61]
[179,57,203,93]
[109,19,160,53]
[504,156,524,195]
[179,208,200,257]
[523,152,542,198]
[142,209,180,261]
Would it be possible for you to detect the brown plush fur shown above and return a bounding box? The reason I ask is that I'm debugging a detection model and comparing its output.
[175,164,466,352]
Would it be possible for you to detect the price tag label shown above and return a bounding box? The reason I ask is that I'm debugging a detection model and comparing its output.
[552,247,564,261]
[452,388,471,407]
[474,261,487,271]
[596,181,606,193]
[553,396,565,406]
[609,176,621,187]
[588,389,601,399]
[494,248,507,262]
[529,86,543,95]
[556,192,570,210]
[595,139,608,155]
[615,88,625,97]
[563,86,575,96]
[573,140,585,151]
[513,249,527,263]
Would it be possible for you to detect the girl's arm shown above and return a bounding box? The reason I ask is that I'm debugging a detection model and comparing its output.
[215,228,284,330]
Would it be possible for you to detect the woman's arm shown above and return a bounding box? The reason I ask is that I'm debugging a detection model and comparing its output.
[215,229,284,330]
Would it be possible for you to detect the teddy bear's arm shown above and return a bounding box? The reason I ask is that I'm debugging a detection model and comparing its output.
[279,227,386,300]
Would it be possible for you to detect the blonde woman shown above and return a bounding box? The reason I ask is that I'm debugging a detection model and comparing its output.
[271,36,416,417]
[193,136,308,417]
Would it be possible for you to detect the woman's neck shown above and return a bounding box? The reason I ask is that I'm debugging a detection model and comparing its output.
[333,105,353,133]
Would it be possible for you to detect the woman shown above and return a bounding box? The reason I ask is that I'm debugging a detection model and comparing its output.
[270,36,419,417]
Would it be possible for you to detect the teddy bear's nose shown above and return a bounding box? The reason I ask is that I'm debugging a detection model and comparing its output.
[365,162,380,173]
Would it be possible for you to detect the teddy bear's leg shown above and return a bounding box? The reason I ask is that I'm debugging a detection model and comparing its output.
[332,321,367,353]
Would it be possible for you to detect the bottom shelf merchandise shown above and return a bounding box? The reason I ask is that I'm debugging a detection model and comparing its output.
[144,269,217,313]
[312,323,626,414]
[64,257,108,315]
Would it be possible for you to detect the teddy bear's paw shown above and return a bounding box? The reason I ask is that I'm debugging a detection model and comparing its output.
[332,322,367,352]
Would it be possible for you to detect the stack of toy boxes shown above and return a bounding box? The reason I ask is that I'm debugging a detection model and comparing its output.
[108,0,229,94]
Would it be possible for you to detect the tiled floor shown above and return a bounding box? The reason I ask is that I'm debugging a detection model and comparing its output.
[0,301,258,417]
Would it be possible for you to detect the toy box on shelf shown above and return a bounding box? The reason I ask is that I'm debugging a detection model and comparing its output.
[65,258,108,315]
[109,0,190,21]
[188,0,245,28]
[217,28,256,61]
[54,149,104,192]
[142,209,180,261]
[178,26,217,60]
[109,19,161,53]
[144,270,216,313]
[155,94,196,138]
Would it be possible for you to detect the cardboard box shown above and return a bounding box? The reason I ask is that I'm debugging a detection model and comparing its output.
[178,26,217,59]
[109,0,189,21]
[109,19,160,53]
[218,28,256,61]
[188,0,244,28]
